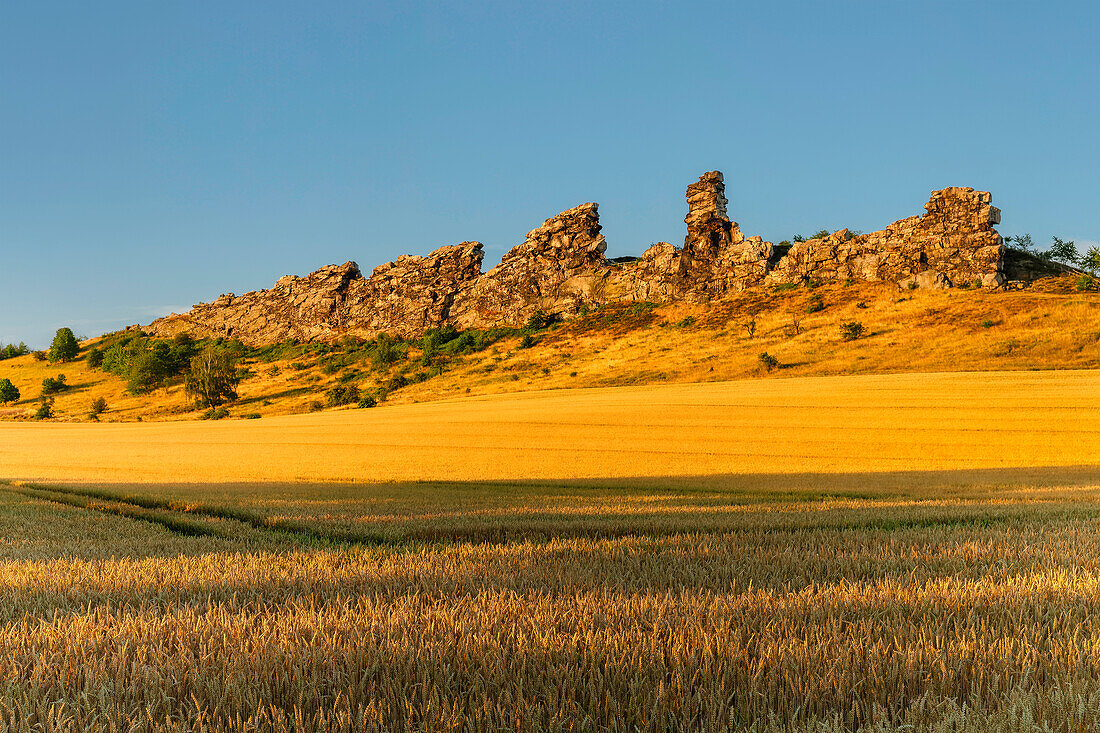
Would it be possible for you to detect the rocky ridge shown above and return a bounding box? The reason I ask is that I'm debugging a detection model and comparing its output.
[147,171,1040,344]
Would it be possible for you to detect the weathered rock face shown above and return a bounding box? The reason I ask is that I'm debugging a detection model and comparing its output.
[608,171,772,301]
[767,187,1004,289]
[449,203,608,327]
[147,172,1012,344]
[148,261,363,343]
[344,242,483,338]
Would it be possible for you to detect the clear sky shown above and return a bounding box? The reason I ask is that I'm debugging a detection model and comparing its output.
[2,1,1097,347]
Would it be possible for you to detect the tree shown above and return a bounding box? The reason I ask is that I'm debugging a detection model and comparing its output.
[1045,236,1079,265]
[85,347,104,369]
[184,346,241,408]
[1081,247,1100,276]
[0,379,19,404]
[49,328,80,363]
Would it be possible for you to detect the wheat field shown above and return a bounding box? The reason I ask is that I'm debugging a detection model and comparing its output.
[2,370,1100,731]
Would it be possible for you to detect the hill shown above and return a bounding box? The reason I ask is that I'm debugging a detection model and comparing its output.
[1,276,1097,422]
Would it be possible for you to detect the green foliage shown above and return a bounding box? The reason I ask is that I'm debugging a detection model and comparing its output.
[840,321,866,341]
[1076,274,1096,292]
[41,374,67,395]
[758,352,779,372]
[241,413,262,419]
[200,407,231,420]
[1004,233,1035,253]
[49,328,80,363]
[981,320,995,329]
[1081,247,1100,276]
[855,301,868,309]
[675,316,696,328]
[519,334,537,349]
[369,333,406,370]
[0,378,19,404]
[34,397,53,420]
[85,347,104,369]
[32,351,47,362]
[1044,236,1079,265]
[807,294,825,313]
[772,282,798,292]
[90,397,108,416]
[357,395,378,409]
[325,385,361,407]
[101,334,196,393]
[185,346,242,408]
[524,312,558,330]
[0,342,29,360]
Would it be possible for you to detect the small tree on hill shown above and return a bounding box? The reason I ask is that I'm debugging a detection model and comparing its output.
[1082,247,1100,276]
[49,328,80,363]
[0,379,19,404]
[184,345,241,408]
[1045,236,1079,265]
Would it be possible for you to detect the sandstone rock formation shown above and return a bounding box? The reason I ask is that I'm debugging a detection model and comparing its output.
[147,172,1017,345]
[149,261,363,343]
[767,187,1005,289]
[449,203,608,327]
[344,242,483,337]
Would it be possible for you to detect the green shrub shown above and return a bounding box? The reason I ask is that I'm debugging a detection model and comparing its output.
[357,396,378,409]
[758,352,780,372]
[981,320,995,329]
[41,374,67,395]
[308,400,324,412]
[840,321,866,341]
[90,397,108,415]
[0,342,29,360]
[241,413,262,419]
[807,294,825,313]
[519,334,537,349]
[1076,274,1096,292]
[0,378,19,404]
[676,316,696,328]
[855,301,868,309]
[201,407,231,420]
[325,385,361,407]
[34,397,54,420]
[32,351,47,362]
[85,347,104,369]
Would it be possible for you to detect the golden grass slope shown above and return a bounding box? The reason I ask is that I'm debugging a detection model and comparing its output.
[1,369,1098,484]
[0,280,1098,422]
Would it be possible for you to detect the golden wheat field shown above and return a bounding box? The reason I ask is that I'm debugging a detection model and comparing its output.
[3,371,1100,731]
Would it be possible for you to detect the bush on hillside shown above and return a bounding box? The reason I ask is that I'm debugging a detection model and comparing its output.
[840,321,866,341]
[758,352,780,372]
[41,374,67,395]
[0,378,19,404]
[325,385,361,407]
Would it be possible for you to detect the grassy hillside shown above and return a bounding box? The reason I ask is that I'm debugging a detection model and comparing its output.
[1,276,1098,422]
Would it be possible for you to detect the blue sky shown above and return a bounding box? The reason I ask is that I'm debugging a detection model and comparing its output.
[2,1,1097,347]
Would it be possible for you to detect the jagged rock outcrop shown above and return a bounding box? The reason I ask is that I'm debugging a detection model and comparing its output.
[767,187,1005,289]
[608,172,772,301]
[449,203,608,327]
[148,172,1018,345]
[149,261,363,342]
[344,242,483,337]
